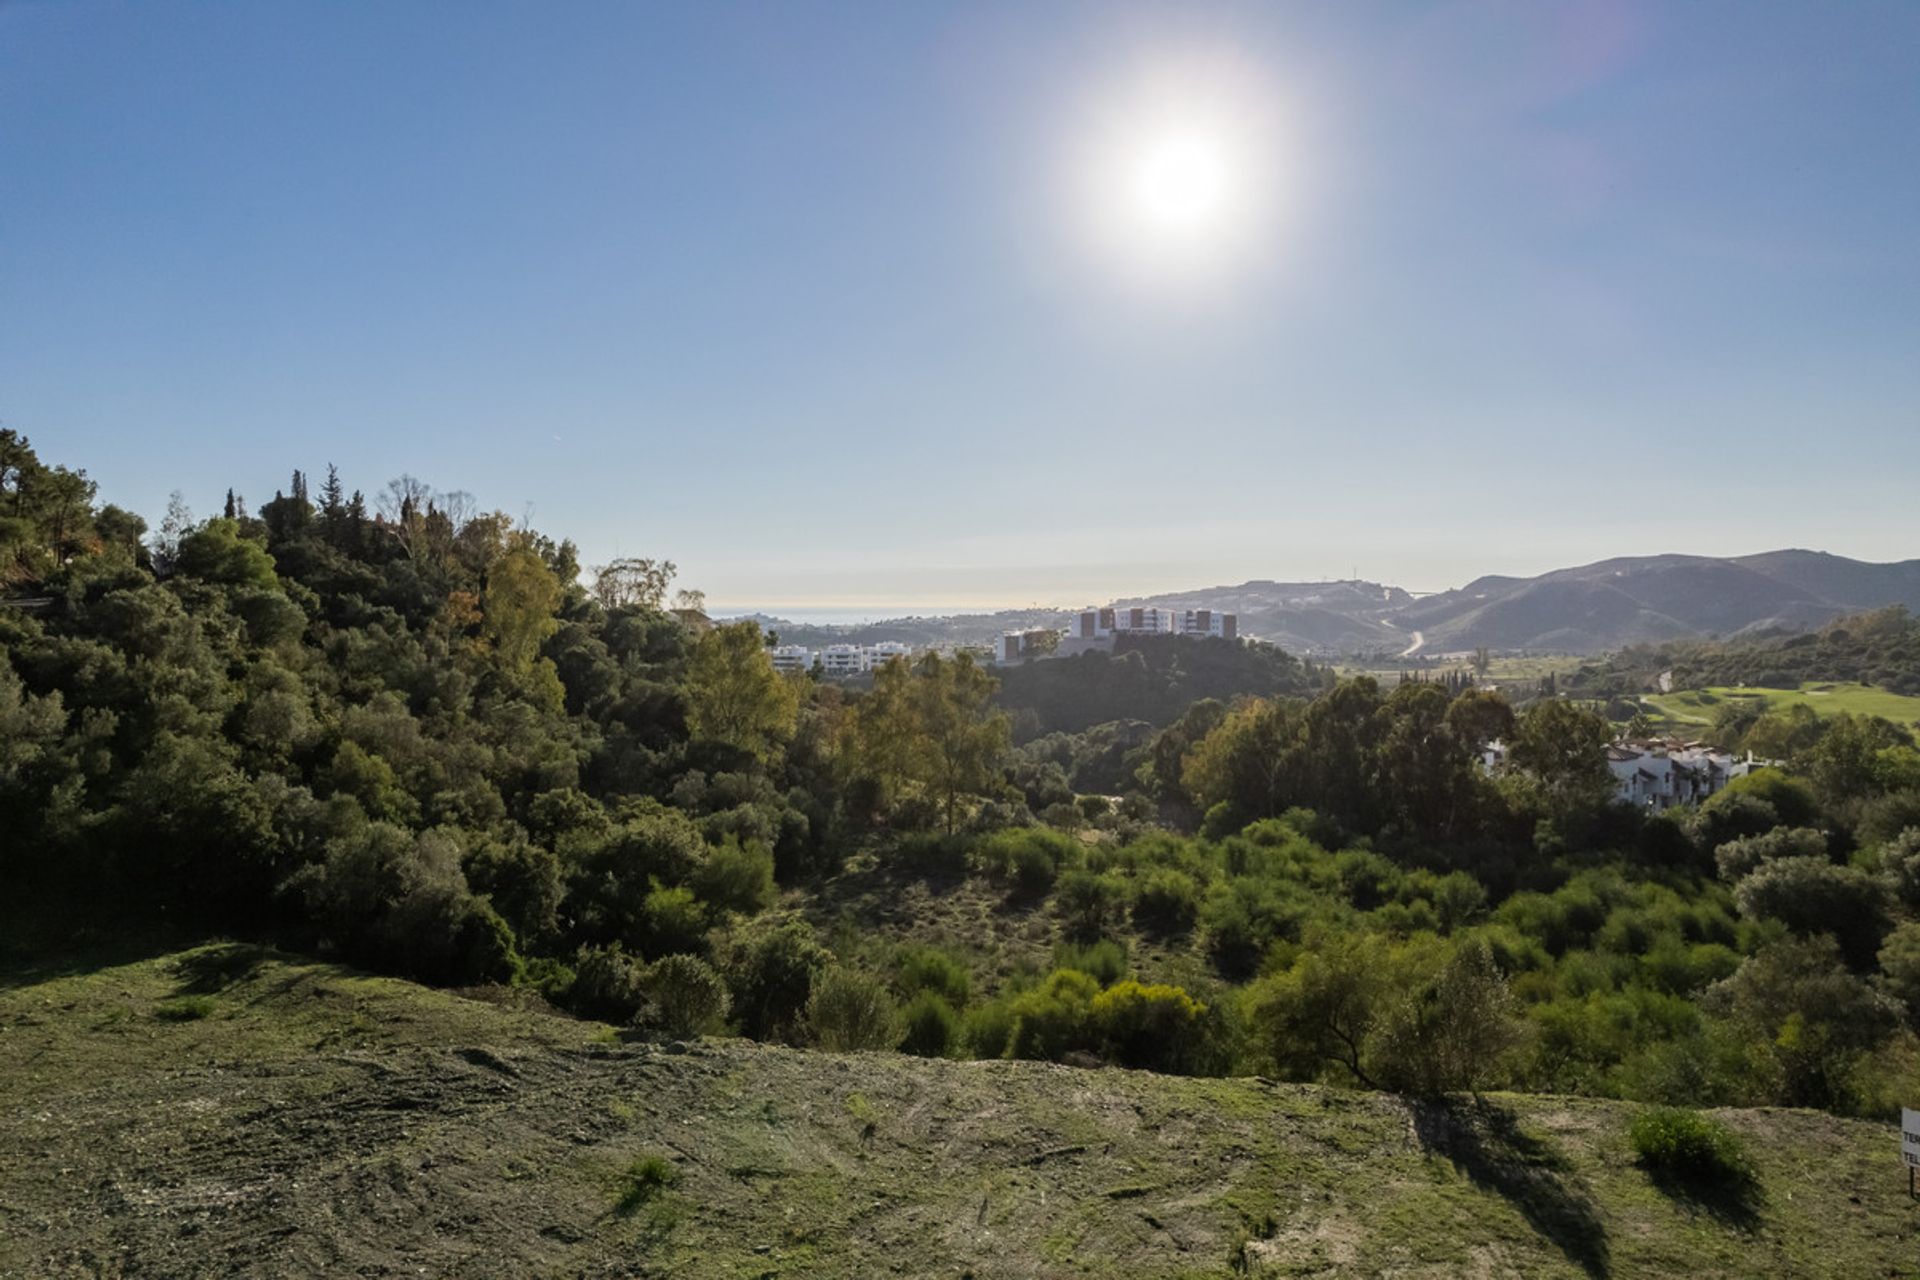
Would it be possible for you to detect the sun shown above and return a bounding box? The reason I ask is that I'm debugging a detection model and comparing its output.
[1123,125,1239,242]
[1064,55,1286,289]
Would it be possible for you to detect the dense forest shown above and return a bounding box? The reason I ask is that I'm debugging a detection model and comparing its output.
[7,430,1920,1119]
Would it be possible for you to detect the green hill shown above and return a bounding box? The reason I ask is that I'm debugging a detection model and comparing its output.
[4,946,1915,1279]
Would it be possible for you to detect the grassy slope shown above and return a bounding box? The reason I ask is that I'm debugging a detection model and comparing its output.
[1644,682,1920,730]
[2,948,1917,1280]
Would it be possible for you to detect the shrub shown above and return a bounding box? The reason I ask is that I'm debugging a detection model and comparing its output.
[898,991,961,1057]
[643,954,731,1037]
[1201,876,1304,980]
[1132,868,1199,936]
[1054,938,1128,987]
[962,999,1017,1059]
[807,966,899,1051]
[725,919,829,1042]
[690,835,777,916]
[1004,968,1101,1060]
[641,882,709,958]
[1713,827,1827,881]
[1628,1107,1756,1188]
[971,827,1079,892]
[154,995,216,1022]
[1880,828,1920,911]
[894,945,970,1005]
[1734,856,1892,969]
[569,943,649,1023]
[1053,868,1131,939]
[1373,941,1524,1097]
[615,1154,681,1215]
[1091,980,1207,1073]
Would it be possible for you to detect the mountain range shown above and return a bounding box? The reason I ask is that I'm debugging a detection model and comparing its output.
[734,550,1920,657]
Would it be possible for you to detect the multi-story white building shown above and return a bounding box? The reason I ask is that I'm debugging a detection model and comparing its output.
[818,644,866,676]
[866,641,912,668]
[1074,605,1237,641]
[768,644,812,674]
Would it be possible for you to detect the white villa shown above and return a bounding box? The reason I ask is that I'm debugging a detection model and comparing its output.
[1480,737,1762,810]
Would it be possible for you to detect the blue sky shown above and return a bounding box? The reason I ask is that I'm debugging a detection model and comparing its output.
[4,2,1917,615]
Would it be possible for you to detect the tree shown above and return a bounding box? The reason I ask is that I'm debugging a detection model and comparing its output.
[845,652,1009,833]
[481,545,563,674]
[684,621,801,761]
[1372,940,1525,1096]
[909,651,1010,834]
[1509,699,1615,806]
[592,557,676,611]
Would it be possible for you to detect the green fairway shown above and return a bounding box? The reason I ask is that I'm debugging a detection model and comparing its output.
[1644,681,1920,729]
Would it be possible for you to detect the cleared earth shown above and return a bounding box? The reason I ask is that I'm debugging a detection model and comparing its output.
[3,945,1916,1278]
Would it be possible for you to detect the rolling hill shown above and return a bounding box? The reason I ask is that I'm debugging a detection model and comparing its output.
[728,551,1920,658]
[5,945,1916,1278]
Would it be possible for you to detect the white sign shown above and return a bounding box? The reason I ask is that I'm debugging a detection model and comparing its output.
[1904,1108,1920,1169]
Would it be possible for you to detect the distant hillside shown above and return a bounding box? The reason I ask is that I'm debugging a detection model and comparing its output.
[729,551,1920,658]
[6,946,1913,1279]
[1113,579,1412,653]
[1569,606,1920,700]
[1396,551,1920,654]
[992,633,1314,737]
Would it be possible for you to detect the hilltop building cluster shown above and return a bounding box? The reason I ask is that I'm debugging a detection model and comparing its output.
[764,602,1246,677]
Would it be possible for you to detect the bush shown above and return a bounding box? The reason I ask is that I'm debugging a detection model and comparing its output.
[570,943,649,1023]
[690,835,777,916]
[1132,868,1199,936]
[1734,856,1892,969]
[615,1153,681,1215]
[1004,968,1101,1061]
[643,954,731,1037]
[962,999,1017,1059]
[1053,868,1131,939]
[971,827,1079,893]
[154,995,217,1022]
[1091,980,1207,1073]
[724,919,829,1042]
[1628,1107,1756,1188]
[641,882,708,958]
[1054,938,1129,987]
[807,966,899,1051]
[894,945,970,1005]
[898,991,961,1057]
[1713,826,1827,881]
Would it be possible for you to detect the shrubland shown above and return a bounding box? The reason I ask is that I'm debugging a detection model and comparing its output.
[7,429,1920,1126]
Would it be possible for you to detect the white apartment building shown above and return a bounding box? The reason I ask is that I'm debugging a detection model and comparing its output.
[768,644,812,674]
[866,641,912,667]
[1074,605,1238,641]
[818,644,867,676]
[811,641,917,677]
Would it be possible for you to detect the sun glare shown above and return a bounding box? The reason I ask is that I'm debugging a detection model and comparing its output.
[1066,55,1286,290]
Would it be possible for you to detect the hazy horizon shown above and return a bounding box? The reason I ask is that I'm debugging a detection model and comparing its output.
[5,3,1917,606]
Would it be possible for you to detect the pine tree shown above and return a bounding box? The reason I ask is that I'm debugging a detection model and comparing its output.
[223,488,237,520]
[320,465,344,519]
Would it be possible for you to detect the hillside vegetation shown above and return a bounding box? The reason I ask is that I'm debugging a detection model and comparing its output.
[4,945,1915,1280]
[1645,683,1920,732]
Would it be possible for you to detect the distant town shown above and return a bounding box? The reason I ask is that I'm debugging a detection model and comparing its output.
[766,603,1242,676]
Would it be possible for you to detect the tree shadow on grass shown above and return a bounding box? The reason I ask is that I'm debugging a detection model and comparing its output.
[1642,1163,1765,1233]
[168,942,270,995]
[1411,1097,1611,1279]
